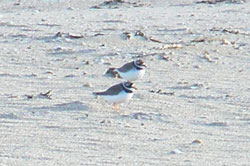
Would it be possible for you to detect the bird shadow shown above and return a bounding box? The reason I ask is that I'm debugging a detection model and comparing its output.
[27,101,89,113]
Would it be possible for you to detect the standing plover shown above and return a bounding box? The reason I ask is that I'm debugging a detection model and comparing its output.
[113,59,146,81]
[93,82,137,109]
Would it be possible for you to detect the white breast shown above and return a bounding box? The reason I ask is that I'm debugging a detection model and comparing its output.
[103,91,134,104]
[118,68,145,81]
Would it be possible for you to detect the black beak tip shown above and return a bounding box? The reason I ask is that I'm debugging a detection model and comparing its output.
[132,85,137,90]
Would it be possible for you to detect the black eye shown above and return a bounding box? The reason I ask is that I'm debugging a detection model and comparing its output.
[125,82,132,87]
[136,60,143,65]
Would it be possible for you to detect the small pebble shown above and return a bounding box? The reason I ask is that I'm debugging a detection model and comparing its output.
[45,71,53,74]
[169,149,183,154]
[161,55,170,61]
[55,47,63,51]
[83,82,92,88]
[100,120,111,124]
[67,7,74,10]
[190,83,203,89]
[124,123,131,128]
[64,74,75,78]
[203,54,213,63]
[121,32,132,40]
[192,139,202,144]
[193,65,200,69]
[221,39,230,45]
[25,95,34,99]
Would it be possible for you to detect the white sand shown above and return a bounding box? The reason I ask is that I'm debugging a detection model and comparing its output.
[0,0,249,165]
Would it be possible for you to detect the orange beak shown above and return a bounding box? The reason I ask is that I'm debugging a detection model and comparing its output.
[131,84,137,90]
[142,63,147,68]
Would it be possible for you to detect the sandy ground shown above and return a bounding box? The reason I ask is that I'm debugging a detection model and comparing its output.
[0,0,250,165]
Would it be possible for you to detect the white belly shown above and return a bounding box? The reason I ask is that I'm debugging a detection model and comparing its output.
[103,91,134,104]
[118,68,145,81]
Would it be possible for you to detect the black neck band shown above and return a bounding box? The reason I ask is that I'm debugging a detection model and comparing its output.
[122,84,133,93]
[133,62,143,70]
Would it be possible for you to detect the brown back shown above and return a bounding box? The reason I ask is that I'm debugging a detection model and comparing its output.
[117,61,134,72]
[94,83,123,96]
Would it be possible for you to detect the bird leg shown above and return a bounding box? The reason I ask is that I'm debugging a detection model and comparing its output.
[113,103,119,110]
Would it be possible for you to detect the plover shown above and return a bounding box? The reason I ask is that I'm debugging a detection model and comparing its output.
[113,59,146,81]
[93,81,137,109]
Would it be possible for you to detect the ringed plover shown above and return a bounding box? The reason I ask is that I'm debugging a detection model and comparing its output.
[93,82,137,110]
[113,59,146,81]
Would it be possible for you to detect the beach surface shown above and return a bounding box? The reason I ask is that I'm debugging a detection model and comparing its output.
[0,0,249,165]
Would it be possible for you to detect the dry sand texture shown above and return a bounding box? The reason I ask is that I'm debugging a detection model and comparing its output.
[0,0,250,165]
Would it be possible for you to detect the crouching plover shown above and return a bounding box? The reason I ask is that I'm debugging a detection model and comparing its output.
[93,82,137,110]
[114,59,146,81]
